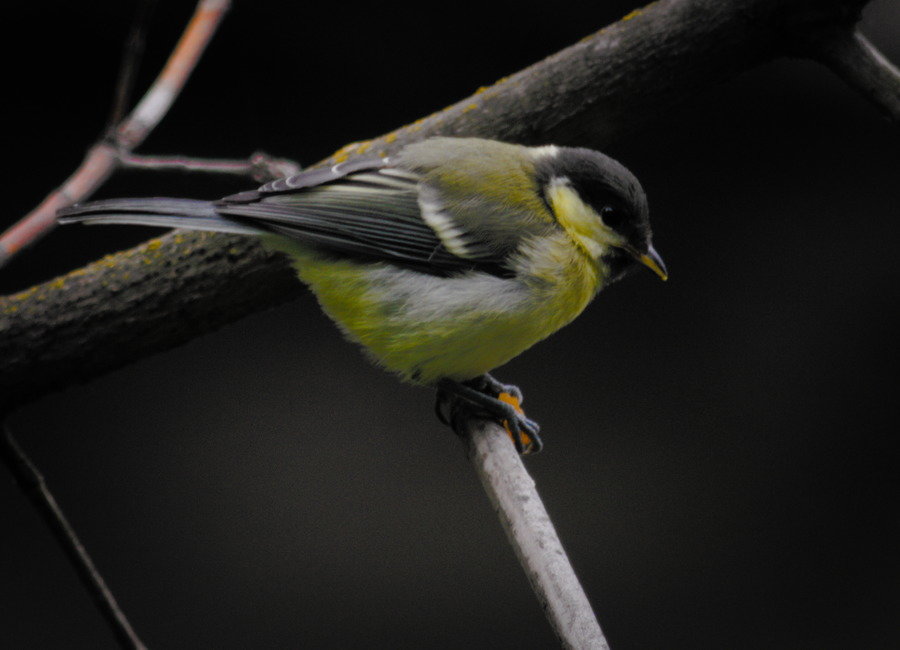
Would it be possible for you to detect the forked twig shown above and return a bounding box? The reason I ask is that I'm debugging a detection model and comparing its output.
[0,0,232,268]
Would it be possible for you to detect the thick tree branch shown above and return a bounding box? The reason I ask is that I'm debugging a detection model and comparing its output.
[1,233,300,411]
[0,0,880,410]
[811,29,900,122]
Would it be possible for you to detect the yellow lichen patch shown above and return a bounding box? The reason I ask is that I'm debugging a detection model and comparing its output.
[462,103,480,113]
[474,76,508,95]
[98,253,120,269]
[141,239,166,264]
[621,8,643,20]
[331,141,366,163]
[8,285,39,302]
[383,132,398,144]
[406,115,433,132]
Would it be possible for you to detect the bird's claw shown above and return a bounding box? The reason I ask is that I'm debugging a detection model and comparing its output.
[434,375,543,455]
[497,391,542,454]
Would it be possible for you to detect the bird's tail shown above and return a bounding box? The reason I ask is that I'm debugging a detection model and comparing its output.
[57,198,262,236]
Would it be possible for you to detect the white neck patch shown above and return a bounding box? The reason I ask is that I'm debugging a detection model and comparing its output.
[530,145,560,160]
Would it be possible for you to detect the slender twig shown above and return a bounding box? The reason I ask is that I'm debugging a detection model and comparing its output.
[119,150,301,183]
[465,420,610,649]
[0,425,146,650]
[0,0,232,268]
[108,0,159,128]
[811,29,900,123]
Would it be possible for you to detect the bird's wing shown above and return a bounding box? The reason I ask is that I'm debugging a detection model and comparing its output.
[216,161,521,277]
[60,150,556,278]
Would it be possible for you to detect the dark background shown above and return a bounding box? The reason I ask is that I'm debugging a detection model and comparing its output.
[2,1,898,648]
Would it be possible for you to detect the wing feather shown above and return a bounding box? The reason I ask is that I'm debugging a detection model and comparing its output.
[217,166,512,276]
[63,141,553,280]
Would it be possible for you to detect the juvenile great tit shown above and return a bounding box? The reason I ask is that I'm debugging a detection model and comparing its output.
[59,137,666,454]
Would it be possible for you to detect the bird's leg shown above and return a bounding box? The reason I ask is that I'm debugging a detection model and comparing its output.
[435,375,543,455]
[479,373,523,403]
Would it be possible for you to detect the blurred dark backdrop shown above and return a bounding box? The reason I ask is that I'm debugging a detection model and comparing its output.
[2,1,898,648]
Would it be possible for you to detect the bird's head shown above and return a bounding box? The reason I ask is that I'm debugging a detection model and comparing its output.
[533,146,667,283]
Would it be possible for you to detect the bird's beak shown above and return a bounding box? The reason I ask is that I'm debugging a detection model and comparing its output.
[628,244,668,281]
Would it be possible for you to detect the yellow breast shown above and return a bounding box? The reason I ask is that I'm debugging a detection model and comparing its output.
[268,231,603,385]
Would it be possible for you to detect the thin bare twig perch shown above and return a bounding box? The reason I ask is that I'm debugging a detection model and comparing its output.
[118,150,301,182]
[1,425,146,650]
[0,0,231,268]
[467,420,610,649]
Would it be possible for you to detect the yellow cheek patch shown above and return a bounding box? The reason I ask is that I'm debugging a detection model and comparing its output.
[546,179,624,258]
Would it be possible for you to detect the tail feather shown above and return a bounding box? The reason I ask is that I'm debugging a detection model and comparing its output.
[57,198,262,236]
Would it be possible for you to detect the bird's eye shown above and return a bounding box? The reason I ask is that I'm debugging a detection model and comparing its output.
[600,205,622,227]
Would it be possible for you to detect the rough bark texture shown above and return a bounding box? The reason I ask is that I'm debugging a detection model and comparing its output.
[0,0,874,409]
[1,234,300,408]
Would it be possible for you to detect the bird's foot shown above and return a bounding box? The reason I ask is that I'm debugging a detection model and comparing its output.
[435,374,543,455]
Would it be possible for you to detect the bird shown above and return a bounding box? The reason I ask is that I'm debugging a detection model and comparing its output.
[59,136,667,454]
